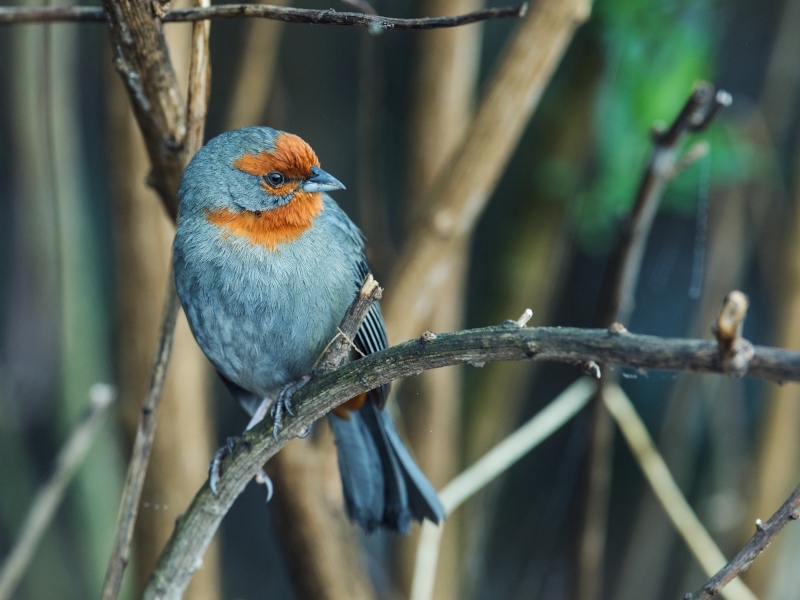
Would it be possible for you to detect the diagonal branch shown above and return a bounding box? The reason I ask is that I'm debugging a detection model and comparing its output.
[101,0,187,219]
[603,384,756,600]
[410,377,599,600]
[579,83,731,600]
[0,385,117,600]
[684,482,800,600]
[594,83,732,327]
[144,309,800,599]
[0,3,525,27]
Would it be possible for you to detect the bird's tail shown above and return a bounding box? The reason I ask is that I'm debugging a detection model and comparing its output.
[327,401,445,534]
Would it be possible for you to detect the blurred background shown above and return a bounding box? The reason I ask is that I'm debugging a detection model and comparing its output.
[1,0,799,598]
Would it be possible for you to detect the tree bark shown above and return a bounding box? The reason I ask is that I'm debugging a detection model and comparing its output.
[107,26,220,598]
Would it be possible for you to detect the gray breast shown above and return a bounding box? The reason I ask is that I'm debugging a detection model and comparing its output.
[174,211,358,398]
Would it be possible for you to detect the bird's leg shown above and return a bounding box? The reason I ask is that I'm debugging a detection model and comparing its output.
[269,374,312,441]
[208,435,239,497]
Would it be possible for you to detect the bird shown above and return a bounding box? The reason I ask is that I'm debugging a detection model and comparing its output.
[173,126,445,533]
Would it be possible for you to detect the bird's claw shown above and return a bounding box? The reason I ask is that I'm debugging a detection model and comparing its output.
[208,436,240,497]
[255,466,274,503]
[269,375,312,441]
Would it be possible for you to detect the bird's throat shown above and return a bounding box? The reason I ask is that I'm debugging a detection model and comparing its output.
[206,191,323,250]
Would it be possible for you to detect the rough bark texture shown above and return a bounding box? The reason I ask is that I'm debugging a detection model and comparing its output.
[144,318,800,600]
[107,58,220,600]
[101,0,187,218]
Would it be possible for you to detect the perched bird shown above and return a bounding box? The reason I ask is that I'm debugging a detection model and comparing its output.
[173,126,444,533]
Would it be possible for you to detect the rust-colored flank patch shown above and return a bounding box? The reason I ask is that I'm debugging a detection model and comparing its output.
[331,392,368,420]
[207,191,323,250]
[233,132,320,181]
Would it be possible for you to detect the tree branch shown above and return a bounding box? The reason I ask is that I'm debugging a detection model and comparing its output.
[0,385,116,600]
[143,310,800,599]
[100,278,181,600]
[0,3,525,27]
[603,385,757,600]
[101,0,187,219]
[685,482,800,600]
[101,0,212,594]
[594,83,732,327]
[410,377,598,600]
[578,83,731,600]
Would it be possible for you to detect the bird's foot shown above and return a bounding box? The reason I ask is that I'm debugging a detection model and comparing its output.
[255,466,274,503]
[270,374,312,441]
[208,436,240,497]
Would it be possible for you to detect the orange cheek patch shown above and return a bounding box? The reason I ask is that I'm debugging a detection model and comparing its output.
[206,191,323,250]
[233,132,321,180]
[331,392,368,420]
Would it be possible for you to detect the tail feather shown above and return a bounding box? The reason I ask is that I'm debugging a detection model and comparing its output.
[372,407,445,525]
[329,400,445,534]
[327,412,385,531]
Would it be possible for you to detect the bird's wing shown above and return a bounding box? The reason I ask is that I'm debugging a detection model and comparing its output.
[320,194,390,408]
[353,255,390,409]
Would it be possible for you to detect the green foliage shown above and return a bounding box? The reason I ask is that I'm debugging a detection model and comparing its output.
[533,0,768,254]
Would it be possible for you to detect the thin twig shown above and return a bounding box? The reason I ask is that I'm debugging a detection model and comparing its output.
[713,290,754,376]
[0,385,116,600]
[143,319,800,598]
[578,83,731,600]
[439,378,597,513]
[594,83,731,327]
[603,385,757,600]
[685,483,800,600]
[409,378,598,600]
[100,278,180,600]
[0,3,525,26]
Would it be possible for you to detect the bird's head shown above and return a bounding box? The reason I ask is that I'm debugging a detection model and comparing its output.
[178,127,345,249]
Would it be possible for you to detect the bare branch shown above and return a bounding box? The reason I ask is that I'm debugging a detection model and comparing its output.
[101,2,212,594]
[578,84,731,600]
[603,385,757,600]
[0,3,526,27]
[410,378,598,600]
[101,279,181,600]
[594,82,730,328]
[0,385,116,600]
[143,316,800,599]
[101,0,187,219]
[684,482,800,600]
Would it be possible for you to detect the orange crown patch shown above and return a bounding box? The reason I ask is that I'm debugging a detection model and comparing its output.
[233,132,320,180]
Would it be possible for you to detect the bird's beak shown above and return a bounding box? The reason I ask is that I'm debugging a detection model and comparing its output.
[302,166,346,192]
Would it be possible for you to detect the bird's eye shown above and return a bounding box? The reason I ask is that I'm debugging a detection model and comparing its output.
[264,172,284,187]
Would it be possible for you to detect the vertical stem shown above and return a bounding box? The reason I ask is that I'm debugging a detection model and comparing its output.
[396,2,482,597]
